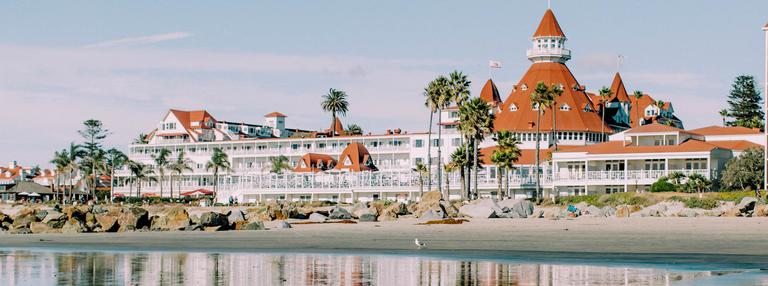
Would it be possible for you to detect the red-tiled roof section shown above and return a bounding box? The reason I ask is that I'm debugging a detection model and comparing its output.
[706,140,762,151]
[625,123,685,134]
[533,9,565,38]
[329,117,344,135]
[688,125,761,136]
[479,79,502,105]
[265,112,287,117]
[294,153,337,173]
[609,72,630,102]
[170,109,215,131]
[495,62,609,133]
[480,147,552,166]
[334,142,376,172]
[559,139,718,155]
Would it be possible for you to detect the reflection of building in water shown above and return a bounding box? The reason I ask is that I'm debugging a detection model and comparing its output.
[0,250,765,285]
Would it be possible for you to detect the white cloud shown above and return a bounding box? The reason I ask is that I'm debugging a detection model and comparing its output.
[84,32,193,48]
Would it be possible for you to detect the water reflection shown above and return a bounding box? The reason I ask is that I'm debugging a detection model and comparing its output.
[0,249,765,285]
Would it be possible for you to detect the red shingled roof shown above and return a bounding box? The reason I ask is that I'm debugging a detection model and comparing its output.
[479,79,502,105]
[495,62,609,133]
[688,125,761,136]
[294,153,337,173]
[333,142,377,172]
[625,123,685,134]
[609,72,630,103]
[533,9,565,38]
[265,112,287,117]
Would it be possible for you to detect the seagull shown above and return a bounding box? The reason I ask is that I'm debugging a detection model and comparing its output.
[415,238,426,249]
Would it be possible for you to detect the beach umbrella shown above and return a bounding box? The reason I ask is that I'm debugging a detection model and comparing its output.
[18,192,29,196]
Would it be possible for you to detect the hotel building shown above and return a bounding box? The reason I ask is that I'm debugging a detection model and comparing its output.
[113,9,764,202]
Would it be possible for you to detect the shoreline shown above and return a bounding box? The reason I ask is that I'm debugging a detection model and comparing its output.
[2,217,768,268]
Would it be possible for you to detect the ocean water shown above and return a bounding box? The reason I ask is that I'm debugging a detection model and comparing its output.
[0,248,766,286]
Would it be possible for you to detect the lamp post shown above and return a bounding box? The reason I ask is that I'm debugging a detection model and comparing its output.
[763,22,767,195]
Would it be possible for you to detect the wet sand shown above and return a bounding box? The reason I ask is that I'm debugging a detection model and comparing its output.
[1,217,767,266]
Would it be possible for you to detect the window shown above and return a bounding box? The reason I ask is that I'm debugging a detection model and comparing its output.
[303,143,311,149]
[452,138,461,146]
[291,144,299,150]
[415,139,424,148]
[521,84,528,91]
[509,104,518,112]
[450,111,459,118]
[432,139,441,147]
[644,159,664,171]
[583,105,592,112]
[532,103,540,110]
[685,159,706,170]
[415,158,424,164]
[318,143,326,149]
[560,104,570,111]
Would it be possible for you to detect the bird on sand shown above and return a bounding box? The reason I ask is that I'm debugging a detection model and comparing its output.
[415,238,426,249]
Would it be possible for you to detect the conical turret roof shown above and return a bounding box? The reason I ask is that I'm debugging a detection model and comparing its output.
[533,9,565,38]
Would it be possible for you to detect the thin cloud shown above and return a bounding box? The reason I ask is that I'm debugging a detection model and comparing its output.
[84,32,193,48]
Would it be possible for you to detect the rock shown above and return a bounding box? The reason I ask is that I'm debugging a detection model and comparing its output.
[529,209,544,219]
[242,221,265,230]
[420,208,446,220]
[499,199,534,218]
[368,201,387,215]
[359,213,377,222]
[542,209,561,220]
[414,191,443,217]
[35,210,48,221]
[158,206,191,231]
[204,225,225,232]
[10,227,31,235]
[95,214,119,232]
[601,206,617,217]
[0,211,11,225]
[183,224,203,231]
[328,206,353,220]
[85,212,97,230]
[615,206,631,218]
[118,207,150,232]
[200,212,228,227]
[276,221,292,229]
[30,222,52,234]
[721,208,742,217]
[11,211,37,229]
[350,202,371,219]
[440,201,460,218]
[63,206,86,221]
[754,205,768,217]
[308,213,328,223]
[581,205,604,217]
[736,197,758,216]
[42,211,67,228]
[61,218,87,234]
[459,204,498,218]
[677,209,699,217]
[91,205,108,215]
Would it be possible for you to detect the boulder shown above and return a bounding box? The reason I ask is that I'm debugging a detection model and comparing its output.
[95,214,119,232]
[183,224,203,231]
[368,201,387,215]
[328,206,353,220]
[677,209,699,217]
[42,211,67,228]
[91,205,109,215]
[499,199,534,218]
[0,211,11,225]
[35,210,48,221]
[200,212,228,227]
[11,211,37,229]
[242,221,265,231]
[459,204,497,218]
[542,209,561,220]
[30,222,52,234]
[419,208,446,220]
[350,202,371,219]
[581,205,604,217]
[721,208,742,217]
[204,225,225,232]
[615,206,631,218]
[754,204,768,217]
[158,206,191,231]
[10,227,31,235]
[529,209,544,219]
[359,213,377,222]
[117,207,150,232]
[601,206,617,217]
[414,191,443,217]
[226,209,245,224]
[61,218,87,234]
[736,197,758,216]
[84,212,97,230]
[440,201,460,218]
[276,221,292,229]
[308,213,328,223]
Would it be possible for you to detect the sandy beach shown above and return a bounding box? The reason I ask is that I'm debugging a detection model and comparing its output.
[2,217,767,265]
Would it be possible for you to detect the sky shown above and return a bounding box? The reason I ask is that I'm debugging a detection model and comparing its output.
[1,0,767,168]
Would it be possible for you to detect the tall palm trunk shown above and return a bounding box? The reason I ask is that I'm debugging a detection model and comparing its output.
[418,174,424,197]
[426,112,433,193]
[472,138,479,200]
[437,107,443,196]
[459,168,466,200]
[445,170,451,199]
[497,167,503,200]
[505,168,510,199]
[465,136,472,200]
[169,173,173,200]
[213,168,219,202]
[158,171,164,198]
[535,110,542,201]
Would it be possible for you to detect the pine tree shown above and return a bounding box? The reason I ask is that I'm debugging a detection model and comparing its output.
[726,75,764,130]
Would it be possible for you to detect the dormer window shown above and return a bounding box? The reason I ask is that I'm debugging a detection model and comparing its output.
[560,104,571,111]
[532,103,540,110]
[583,105,592,112]
[521,84,528,91]
[509,104,518,112]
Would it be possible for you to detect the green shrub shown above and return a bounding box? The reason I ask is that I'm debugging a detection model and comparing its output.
[683,197,718,210]
[712,190,757,202]
[650,178,676,192]
[557,194,603,207]
[667,196,686,202]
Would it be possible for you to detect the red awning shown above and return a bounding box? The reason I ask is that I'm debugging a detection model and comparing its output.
[180,189,213,197]
[112,193,125,197]
[142,193,159,198]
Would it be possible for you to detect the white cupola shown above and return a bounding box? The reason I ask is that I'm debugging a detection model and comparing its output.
[526,9,571,64]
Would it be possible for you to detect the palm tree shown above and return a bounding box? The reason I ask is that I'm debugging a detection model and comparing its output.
[128,161,156,198]
[267,155,292,174]
[530,82,553,200]
[686,173,712,198]
[104,148,128,201]
[206,147,232,200]
[449,144,469,200]
[598,86,614,141]
[633,90,644,127]
[424,75,450,194]
[492,131,522,199]
[549,83,563,149]
[412,162,428,197]
[443,162,455,198]
[133,133,149,144]
[168,151,193,199]
[50,149,71,201]
[152,149,171,198]
[63,142,84,202]
[719,109,728,126]
[346,124,363,135]
[457,97,494,200]
[321,88,349,137]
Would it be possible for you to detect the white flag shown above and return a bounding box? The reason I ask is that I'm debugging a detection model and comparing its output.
[489,60,502,69]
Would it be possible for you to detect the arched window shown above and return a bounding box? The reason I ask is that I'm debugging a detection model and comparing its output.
[521,84,528,91]
[509,104,518,112]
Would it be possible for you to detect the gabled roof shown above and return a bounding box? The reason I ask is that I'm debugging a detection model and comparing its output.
[7,181,53,194]
[294,153,337,173]
[265,112,287,118]
[628,93,671,128]
[328,117,344,136]
[495,62,610,133]
[625,123,685,134]
[333,142,377,172]
[609,72,630,102]
[706,140,762,151]
[533,9,565,38]
[479,79,502,105]
[688,125,761,136]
